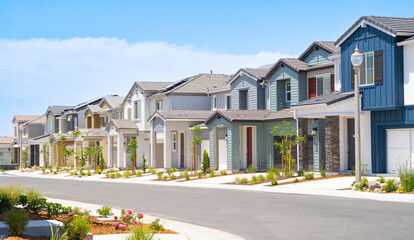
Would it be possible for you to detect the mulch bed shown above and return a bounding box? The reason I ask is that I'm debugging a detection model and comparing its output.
[0,208,177,239]
[225,176,292,185]
[267,175,353,186]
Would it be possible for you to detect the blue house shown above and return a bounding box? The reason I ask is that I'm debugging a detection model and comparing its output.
[335,16,414,173]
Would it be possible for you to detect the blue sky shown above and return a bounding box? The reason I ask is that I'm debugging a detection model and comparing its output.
[0,0,413,136]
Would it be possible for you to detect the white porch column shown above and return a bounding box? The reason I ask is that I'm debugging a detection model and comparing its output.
[74,141,77,168]
[150,126,156,168]
[164,125,172,169]
[108,136,113,167]
[117,132,124,169]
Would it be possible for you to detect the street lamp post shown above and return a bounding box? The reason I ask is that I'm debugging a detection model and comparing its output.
[351,46,363,183]
[19,125,24,169]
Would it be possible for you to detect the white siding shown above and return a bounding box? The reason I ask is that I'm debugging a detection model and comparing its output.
[403,44,414,105]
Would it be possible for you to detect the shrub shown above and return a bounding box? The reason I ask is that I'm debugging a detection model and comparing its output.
[156,172,164,180]
[27,197,47,214]
[169,174,177,180]
[50,224,68,240]
[235,177,249,184]
[126,226,155,240]
[320,169,326,178]
[97,205,113,217]
[96,169,102,175]
[353,177,369,191]
[70,171,77,176]
[201,150,210,174]
[1,169,5,173]
[26,188,42,203]
[162,175,168,181]
[377,176,386,183]
[46,202,64,218]
[171,167,178,172]
[86,170,91,176]
[297,169,304,176]
[246,165,254,173]
[105,172,110,178]
[383,179,398,193]
[0,194,12,214]
[220,170,227,176]
[398,160,414,192]
[197,171,203,178]
[271,180,278,186]
[124,171,131,178]
[304,173,314,180]
[136,171,143,177]
[268,168,280,177]
[5,209,30,236]
[208,168,215,177]
[142,155,148,173]
[126,167,132,171]
[53,170,58,174]
[250,175,258,183]
[0,184,24,207]
[293,178,299,183]
[183,171,190,181]
[149,218,164,231]
[266,172,276,180]
[351,167,355,176]
[150,168,156,175]
[17,194,28,207]
[65,215,91,240]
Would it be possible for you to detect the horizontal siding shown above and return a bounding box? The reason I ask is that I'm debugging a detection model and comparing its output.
[303,49,331,65]
[269,67,299,111]
[230,75,264,110]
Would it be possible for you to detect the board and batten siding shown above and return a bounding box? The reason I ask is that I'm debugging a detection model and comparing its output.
[230,75,265,110]
[340,24,404,110]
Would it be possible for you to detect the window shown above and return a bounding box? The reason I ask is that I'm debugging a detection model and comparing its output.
[226,95,231,110]
[359,52,374,86]
[115,112,119,119]
[14,127,17,137]
[127,108,131,120]
[172,132,177,152]
[213,96,217,110]
[120,111,124,119]
[316,75,332,97]
[156,100,163,111]
[239,90,248,110]
[101,117,106,128]
[134,101,141,120]
[48,119,53,133]
[286,81,291,102]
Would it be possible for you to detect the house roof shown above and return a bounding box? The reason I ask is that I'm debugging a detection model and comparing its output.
[47,106,73,116]
[12,115,40,123]
[21,115,46,126]
[73,97,103,111]
[122,81,173,105]
[265,57,334,78]
[298,41,338,61]
[106,119,139,131]
[398,35,414,46]
[0,137,14,145]
[102,95,125,108]
[85,105,103,114]
[206,84,231,94]
[228,67,270,84]
[150,74,231,98]
[205,109,294,124]
[148,110,213,122]
[83,129,108,138]
[292,92,354,107]
[335,16,414,46]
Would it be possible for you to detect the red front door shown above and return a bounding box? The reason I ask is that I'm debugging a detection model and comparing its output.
[247,127,252,167]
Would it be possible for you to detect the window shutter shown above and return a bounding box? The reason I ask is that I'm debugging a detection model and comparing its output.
[308,77,316,99]
[351,67,355,89]
[330,74,335,92]
[374,50,383,85]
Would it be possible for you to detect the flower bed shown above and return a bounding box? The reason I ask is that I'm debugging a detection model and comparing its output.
[268,175,353,186]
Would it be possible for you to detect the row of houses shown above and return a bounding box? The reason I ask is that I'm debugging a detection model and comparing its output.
[2,16,414,174]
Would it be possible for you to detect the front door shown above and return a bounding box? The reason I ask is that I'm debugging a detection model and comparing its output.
[180,133,184,168]
[247,127,252,167]
[347,119,355,170]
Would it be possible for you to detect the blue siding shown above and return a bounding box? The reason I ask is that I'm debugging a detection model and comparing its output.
[230,75,265,110]
[340,25,404,110]
[269,67,300,111]
[371,107,414,173]
[302,49,331,65]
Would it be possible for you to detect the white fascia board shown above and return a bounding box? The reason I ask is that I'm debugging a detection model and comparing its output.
[228,71,258,85]
[397,39,414,46]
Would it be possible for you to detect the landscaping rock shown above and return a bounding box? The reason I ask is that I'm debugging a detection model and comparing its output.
[368,180,381,190]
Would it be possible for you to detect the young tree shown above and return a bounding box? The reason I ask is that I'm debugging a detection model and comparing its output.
[57,135,74,166]
[272,120,306,177]
[201,150,210,174]
[22,146,30,168]
[191,126,202,173]
[142,154,148,173]
[95,145,105,171]
[127,138,138,174]
[40,143,49,167]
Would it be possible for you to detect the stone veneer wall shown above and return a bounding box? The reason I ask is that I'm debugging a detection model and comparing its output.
[325,116,340,172]
[298,118,308,170]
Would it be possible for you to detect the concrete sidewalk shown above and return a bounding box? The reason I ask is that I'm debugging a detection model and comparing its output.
[47,197,245,240]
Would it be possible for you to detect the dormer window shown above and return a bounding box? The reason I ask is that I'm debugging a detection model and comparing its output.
[286,81,291,102]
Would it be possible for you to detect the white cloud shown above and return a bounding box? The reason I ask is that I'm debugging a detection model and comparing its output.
[0,37,293,135]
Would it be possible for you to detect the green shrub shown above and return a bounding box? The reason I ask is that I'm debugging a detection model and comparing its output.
[136,171,143,177]
[50,224,68,240]
[169,174,177,180]
[266,172,276,180]
[86,170,91,176]
[197,171,203,178]
[1,169,5,173]
[96,169,102,175]
[208,168,215,177]
[27,188,45,203]
[297,169,304,176]
[70,171,77,176]
[220,170,227,176]
[271,180,278,186]
[183,171,190,181]
[257,174,265,182]
[377,176,385,183]
[235,177,249,184]
[383,179,398,193]
[156,172,164,180]
[246,165,254,173]
[17,194,28,207]
[5,210,29,236]
[149,218,164,231]
[268,168,280,177]
[150,168,156,175]
[45,202,64,218]
[398,160,414,192]
[353,177,369,191]
[201,150,210,174]
[124,171,131,178]
[304,173,314,180]
[105,172,110,178]
[0,193,12,214]
[162,175,168,181]
[53,170,58,174]
[142,155,148,173]
[64,215,91,240]
[320,169,326,178]
[0,184,24,207]
[351,167,355,176]
[96,205,113,217]
[171,167,178,172]
[293,178,299,183]
[126,226,155,240]
[27,197,47,214]
[126,167,132,171]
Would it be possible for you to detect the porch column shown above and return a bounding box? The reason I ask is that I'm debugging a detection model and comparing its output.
[117,132,124,169]
[108,136,113,167]
[150,128,156,168]
[74,141,77,168]
[298,118,308,170]
[325,116,340,172]
[164,125,172,169]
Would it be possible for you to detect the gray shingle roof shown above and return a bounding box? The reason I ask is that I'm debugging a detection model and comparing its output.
[241,68,270,79]
[205,109,293,124]
[206,84,231,94]
[292,92,354,107]
[107,119,139,130]
[21,115,46,125]
[265,58,334,79]
[149,110,213,122]
[336,16,414,46]
[48,106,73,116]
[83,129,108,138]
[103,95,125,108]
[13,115,41,123]
[86,105,103,114]
[136,81,173,92]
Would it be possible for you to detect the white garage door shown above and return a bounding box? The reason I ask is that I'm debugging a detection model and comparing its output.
[386,129,414,173]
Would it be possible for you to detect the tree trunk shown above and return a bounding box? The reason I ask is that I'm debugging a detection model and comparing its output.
[132,152,136,174]
[281,140,284,177]
[195,144,198,172]
[191,145,194,175]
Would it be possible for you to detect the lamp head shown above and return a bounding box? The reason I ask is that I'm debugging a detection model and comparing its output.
[351,45,363,67]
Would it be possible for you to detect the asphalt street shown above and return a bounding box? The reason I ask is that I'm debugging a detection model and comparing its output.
[1,175,413,240]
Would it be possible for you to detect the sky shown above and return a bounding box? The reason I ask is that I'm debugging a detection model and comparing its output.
[0,0,413,136]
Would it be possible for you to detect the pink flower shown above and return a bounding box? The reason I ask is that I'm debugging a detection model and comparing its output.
[68,212,74,217]
[114,216,118,220]
[123,214,128,219]
[113,222,120,227]
[130,219,134,224]
[138,213,143,219]
[120,225,126,230]
[127,210,132,215]
[120,221,125,225]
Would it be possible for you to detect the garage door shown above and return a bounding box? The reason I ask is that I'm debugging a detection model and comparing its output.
[386,129,414,173]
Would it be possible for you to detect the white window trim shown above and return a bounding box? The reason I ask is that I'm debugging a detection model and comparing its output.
[172,131,177,152]
[225,94,231,110]
[285,81,291,102]
[213,95,217,110]
[359,51,375,87]
[315,73,331,97]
